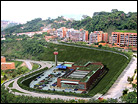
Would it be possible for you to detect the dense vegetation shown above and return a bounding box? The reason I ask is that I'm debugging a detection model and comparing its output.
[2,9,137,36]
[1,85,137,103]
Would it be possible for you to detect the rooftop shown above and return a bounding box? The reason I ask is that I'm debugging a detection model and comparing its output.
[61,63,103,82]
[1,56,5,58]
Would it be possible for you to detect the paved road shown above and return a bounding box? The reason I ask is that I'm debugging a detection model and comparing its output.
[24,61,32,70]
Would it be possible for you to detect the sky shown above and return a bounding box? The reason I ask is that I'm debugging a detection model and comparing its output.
[1,1,137,24]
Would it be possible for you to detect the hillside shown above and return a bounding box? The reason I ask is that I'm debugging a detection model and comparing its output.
[1,38,130,96]
[2,9,137,35]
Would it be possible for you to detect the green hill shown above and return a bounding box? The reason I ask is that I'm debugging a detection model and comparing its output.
[2,9,137,35]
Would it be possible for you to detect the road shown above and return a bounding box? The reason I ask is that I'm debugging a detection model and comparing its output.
[24,61,32,70]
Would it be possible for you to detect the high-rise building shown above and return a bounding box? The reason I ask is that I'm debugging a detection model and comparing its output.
[89,31,108,44]
[66,29,88,42]
[110,32,137,46]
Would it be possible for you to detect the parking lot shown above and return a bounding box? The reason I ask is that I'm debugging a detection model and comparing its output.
[30,66,83,93]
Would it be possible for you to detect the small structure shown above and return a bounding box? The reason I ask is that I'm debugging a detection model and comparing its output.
[53,51,58,66]
[1,56,15,70]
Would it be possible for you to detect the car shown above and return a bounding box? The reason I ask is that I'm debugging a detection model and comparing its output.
[57,73,61,75]
[40,80,45,82]
[44,82,48,84]
[38,87,43,89]
[42,84,46,87]
[74,89,78,91]
[34,79,37,81]
[34,85,39,88]
[81,91,86,94]
[41,74,44,76]
[37,76,41,78]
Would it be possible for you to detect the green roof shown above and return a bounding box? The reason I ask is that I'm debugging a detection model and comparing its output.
[63,64,72,67]
[78,64,102,71]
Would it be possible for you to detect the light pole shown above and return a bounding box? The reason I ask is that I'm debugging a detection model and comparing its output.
[53,51,58,66]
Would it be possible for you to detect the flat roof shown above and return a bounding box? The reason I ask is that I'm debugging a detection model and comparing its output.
[68,70,89,79]
[63,64,72,67]
[1,62,14,64]
[78,64,102,71]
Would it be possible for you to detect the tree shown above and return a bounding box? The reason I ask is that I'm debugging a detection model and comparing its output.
[122,88,128,96]
[106,25,116,38]
[98,44,102,48]
[3,75,8,80]
[121,91,137,103]
[82,15,88,19]
[111,9,118,13]
[127,76,133,84]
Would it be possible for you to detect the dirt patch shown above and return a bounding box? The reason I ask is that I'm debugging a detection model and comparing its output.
[20,62,27,67]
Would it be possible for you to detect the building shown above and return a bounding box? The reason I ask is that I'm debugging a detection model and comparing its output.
[16,30,47,37]
[57,62,106,91]
[1,56,6,62]
[110,32,137,47]
[57,27,67,38]
[89,31,108,44]
[1,56,15,70]
[66,29,88,42]
[1,62,15,70]
[45,36,57,41]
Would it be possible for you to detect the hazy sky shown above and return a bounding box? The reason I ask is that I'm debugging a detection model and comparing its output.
[1,1,137,24]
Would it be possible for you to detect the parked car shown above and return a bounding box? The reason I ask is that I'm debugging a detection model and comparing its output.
[57,73,61,75]
[81,91,86,94]
[41,74,44,76]
[74,89,78,91]
[37,76,41,78]
[42,84,46,87]
[38,87,43,89]
[40,80,45,82]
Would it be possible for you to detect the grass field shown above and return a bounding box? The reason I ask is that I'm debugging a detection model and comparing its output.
[8,81,14,87]
[114,30,137,33]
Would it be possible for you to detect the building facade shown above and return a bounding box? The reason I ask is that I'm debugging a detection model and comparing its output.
[89,31,108,44]
[56,27,67,38]
[66,29,88,42]
[110,32,137,46]
[1,56,6,62]
[1,56,15,70]
[1,62,15,70]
